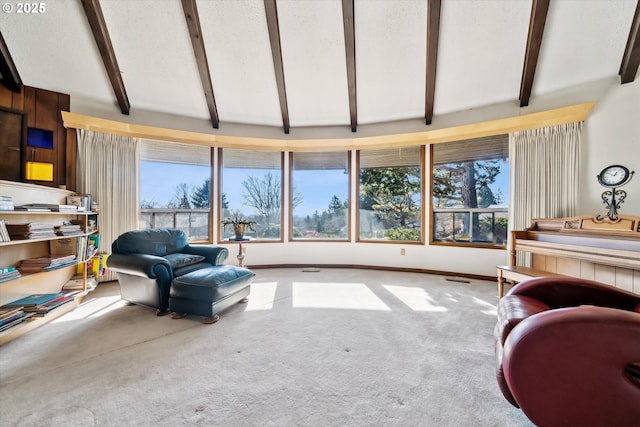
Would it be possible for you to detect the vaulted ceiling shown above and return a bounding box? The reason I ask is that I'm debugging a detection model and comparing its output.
[1,0,638,136]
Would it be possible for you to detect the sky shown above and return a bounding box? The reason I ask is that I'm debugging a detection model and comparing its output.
[140,159,510,214]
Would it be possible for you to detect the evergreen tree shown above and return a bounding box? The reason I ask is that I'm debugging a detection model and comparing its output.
[191,178,210,208]
[359,167,421,229]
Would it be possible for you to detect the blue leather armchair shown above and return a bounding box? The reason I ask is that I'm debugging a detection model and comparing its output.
[107,228,229,315]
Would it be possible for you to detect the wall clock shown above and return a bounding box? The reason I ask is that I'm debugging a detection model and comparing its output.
[596,164,634,221]
[597,164,632,188]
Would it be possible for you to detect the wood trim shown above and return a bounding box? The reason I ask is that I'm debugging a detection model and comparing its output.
[425,0,441,125]
[62,101,595,152]
[80,0,130,115]
[620,0,640,84]
[341,0,357,132]
[0,32,23,93]
[181,0,219,129]
[519,0,550,107]
[264,0,290,134]
[247,263,495,282]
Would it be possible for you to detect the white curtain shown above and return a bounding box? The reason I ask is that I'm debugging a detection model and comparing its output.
[76,130,140,281]
[508,122,582,265]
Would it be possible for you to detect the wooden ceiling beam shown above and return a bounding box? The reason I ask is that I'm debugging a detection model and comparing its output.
[182,0,219,129]
[519,0,550,107]
[425,0,441,125]
[620,0,640,84]
[264,0,290,134]
[80,0,130,115]
[0,32,23,93]
[342,0,357,132]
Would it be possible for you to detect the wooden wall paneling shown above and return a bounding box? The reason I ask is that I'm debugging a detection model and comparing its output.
[57,93,70,185]
[556,257,580,276]
[614,267,634,292]
[594,264,616,286]
[34,88,58,129]
[0,84,12,107]
[11,88,23,110]
[544,255,558,273]
[580,260,595,281]
[23,86,36,127]
[531,253,545,270]
[0,106,24,181]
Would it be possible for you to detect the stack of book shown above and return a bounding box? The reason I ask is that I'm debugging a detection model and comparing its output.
[54,223,83,236]
[13,205,51,212]
[18,254,77,273]
[0,220,10,242]
[21,203,78,213]
[0,306,34,333]
[2,291,78,318]
[6,223,56,240]
[0,195,14,211]
[0,266,21,283]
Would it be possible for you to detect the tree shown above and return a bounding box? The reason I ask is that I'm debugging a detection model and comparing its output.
[168,183,191,209]
[140,199,158,209]
[323,195,348,236]
[433,160,501,208]
[477,185,497,208]
[191,178,210,208]
[359,167,421,229]
[241,172,303,224]
[433,160,502,241]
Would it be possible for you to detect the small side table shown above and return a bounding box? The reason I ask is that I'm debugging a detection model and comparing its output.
[226,237,252,267]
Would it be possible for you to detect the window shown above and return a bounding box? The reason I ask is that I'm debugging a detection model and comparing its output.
[290,151,350,240]
[139,140,211,241]
[431,135,509,246]
[358,147,422,242]
[220,149,283,241]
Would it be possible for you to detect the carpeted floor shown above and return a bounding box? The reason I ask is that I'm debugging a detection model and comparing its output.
[0,268,533,426]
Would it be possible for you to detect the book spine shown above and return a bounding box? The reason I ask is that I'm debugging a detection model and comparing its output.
[0,266,17,274]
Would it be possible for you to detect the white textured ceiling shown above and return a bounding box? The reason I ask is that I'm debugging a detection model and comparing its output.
[0,0,637,133]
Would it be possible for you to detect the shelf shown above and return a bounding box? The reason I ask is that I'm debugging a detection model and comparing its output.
[0,294,89,346]
[0,184,100,345]
[0,210,97,215]
[0,231,97,247]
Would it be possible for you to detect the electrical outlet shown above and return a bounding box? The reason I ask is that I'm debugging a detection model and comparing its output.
[400,248,406,255]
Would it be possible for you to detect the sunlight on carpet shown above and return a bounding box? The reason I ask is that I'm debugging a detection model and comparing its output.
[51,295,125,323]
[245,281,278,311]
[292,281,391,310]
[473,296,499,316]
[382,284,448,312]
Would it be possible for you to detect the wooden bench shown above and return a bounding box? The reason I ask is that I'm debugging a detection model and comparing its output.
[496,265,568,298]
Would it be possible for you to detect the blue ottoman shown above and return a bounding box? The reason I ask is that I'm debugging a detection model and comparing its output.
[169,265,253,323]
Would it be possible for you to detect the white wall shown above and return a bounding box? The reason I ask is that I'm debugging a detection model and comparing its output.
[581,78,640,215]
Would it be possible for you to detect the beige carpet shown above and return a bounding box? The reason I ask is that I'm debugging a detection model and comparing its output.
[0,268,532,426]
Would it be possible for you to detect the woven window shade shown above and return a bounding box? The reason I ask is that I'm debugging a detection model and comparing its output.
[292,151,348,170]
[140,139,210,166]
[433,135,508,165]
[359,146,421,168]
[222,148,281,169]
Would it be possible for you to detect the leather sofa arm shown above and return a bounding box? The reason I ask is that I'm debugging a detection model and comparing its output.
[182,245,229,265]
[107,253,172,279]
[503,305,640,427]
[507,276,640,310]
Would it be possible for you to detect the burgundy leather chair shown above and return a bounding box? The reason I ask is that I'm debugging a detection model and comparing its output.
[494,276,640,427]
